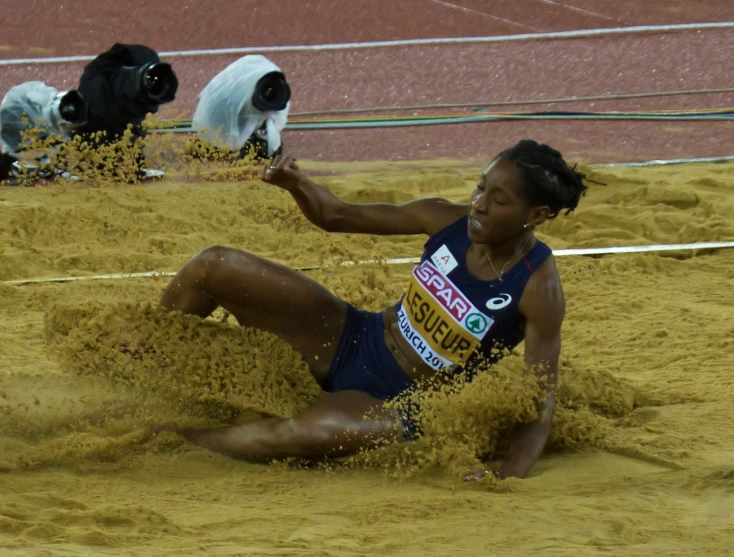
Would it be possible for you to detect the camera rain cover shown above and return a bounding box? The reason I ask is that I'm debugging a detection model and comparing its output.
[192,55,290,155]
[0,81,79,153]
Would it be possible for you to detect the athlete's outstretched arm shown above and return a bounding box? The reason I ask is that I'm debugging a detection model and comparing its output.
[260,155,468,236]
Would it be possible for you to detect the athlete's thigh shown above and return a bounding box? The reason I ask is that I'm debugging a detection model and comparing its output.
[201,246,349,376]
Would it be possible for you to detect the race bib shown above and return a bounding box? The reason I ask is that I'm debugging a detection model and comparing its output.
[397,260,494,370]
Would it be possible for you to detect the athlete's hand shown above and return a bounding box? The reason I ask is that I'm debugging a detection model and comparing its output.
[260,155,305,191]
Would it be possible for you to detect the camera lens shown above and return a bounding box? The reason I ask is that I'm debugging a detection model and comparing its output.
[60,103,78,121]
[142,63,177,102]
[58,91,87,125]
[148,75,166,97]
[252,72,291,112]
[145,66,168,98]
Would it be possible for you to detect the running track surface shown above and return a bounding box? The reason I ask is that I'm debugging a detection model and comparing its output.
[1,1,732,163]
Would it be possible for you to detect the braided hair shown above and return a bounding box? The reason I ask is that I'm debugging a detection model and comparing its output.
[500,140,588,218]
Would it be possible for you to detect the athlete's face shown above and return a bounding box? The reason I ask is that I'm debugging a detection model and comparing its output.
[467,157,533,245]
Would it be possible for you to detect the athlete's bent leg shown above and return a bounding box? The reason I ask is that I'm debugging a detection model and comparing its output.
[159,245,348,382]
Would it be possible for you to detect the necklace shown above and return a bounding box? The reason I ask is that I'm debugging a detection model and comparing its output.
[485,234,532,281]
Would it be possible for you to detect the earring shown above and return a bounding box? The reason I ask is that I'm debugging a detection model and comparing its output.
[523,224,528,229]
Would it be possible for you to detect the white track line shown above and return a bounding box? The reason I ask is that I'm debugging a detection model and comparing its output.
[5,241,733,286]
[597,156,734,167]
[426,0,543,32]
[1,22,733,66]
[537,0,615,21]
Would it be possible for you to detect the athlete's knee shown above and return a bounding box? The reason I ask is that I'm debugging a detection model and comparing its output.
[194,245,242,267]
[187,245,252,282]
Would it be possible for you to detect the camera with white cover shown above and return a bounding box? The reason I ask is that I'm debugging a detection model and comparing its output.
[0,81,88,182]
[192,55,291,160]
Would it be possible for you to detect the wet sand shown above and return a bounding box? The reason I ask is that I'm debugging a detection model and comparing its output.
[1,156,733,556]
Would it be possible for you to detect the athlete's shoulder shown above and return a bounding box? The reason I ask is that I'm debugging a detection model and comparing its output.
[417,199,468,237]
[520,255,565,322]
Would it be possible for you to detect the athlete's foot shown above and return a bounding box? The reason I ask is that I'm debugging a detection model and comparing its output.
[116,326,144,360]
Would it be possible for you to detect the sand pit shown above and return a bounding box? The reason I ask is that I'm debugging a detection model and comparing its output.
[1,156,733,556]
